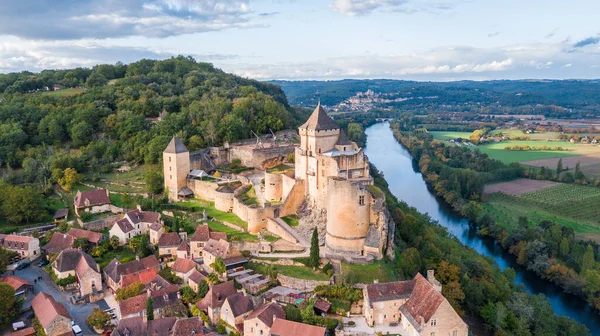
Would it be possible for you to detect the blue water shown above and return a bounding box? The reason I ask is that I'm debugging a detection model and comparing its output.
[365,122,600,334]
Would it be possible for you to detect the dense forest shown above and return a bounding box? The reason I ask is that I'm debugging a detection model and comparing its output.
[0,56,308,184]
[272,79,600,118]
[372,164,589,335]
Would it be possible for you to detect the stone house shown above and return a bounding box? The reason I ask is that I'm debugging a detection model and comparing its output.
[196,280,237,324]
[120,268,158,288]
[188,269,207,292]
[221,291,254,334]
[270,319,326,336]
[202,238,230,272]
[190,224,227,259]
[0,234,40,261]
[43,228,104,255]
[109,209,163,245]
[111,316,175,336]
[119,287,183,321]
[158,232,184,257]
[52,249,102,297]
[67,227,105,245]
[171,257,197,282]
[243,302,285,336]
[363,271,468,336]
[177,239,190,259]
[74,188,111,216]
[171,316,210,336]
[0,275,33,294]
[31,292,72,336]
[103,255,160,291]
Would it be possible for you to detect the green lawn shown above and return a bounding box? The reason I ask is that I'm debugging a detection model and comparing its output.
[42,87,86,96]
[177,199,248,228]
[493,129,561,141]
[476,141,578,164]
[281,215,300,227]
[83,164,160,193]
[429,131,473,141]
[259,263,330,281]
[267,164,294,173]
[340,260,398,283]
[205,221,258,242]
[239,186,259,206]
[94,247,136,269]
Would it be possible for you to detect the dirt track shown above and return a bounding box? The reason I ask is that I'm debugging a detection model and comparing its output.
[483,179,560,196]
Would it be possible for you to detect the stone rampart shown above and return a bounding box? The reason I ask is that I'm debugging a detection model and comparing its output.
[277,274,331,291]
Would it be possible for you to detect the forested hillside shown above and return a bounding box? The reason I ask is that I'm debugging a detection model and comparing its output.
[0,57,305,183]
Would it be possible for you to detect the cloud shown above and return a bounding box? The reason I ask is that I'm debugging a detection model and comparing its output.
[330,0,457,16]
[573,36,600,48]
[488,32,500,38]
[545,28,559,39]
[0,1,267,40]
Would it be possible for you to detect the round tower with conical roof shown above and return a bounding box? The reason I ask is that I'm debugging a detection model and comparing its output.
[163,136,191,201]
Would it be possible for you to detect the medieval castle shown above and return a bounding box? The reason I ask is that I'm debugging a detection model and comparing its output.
[163,103,393,261]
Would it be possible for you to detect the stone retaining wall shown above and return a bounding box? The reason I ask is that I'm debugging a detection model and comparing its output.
[277,274,331,291]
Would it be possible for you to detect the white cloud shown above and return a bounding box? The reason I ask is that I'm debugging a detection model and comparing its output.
[330,0,458,16]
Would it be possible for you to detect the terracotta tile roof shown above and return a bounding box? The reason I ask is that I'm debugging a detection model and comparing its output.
[43,232,74,254]
[299,103,339,131]
[147,317,177,336]
[113,316,145,336]
[172,258,196,274]
[67,228,104,244]
[172,317,204,336]
[119,293,148,317]
[158,232,181,247]
[53,208,69,220]
[74,188,110,208]
[0,234,33,250]
[7,327,35,336]
[191,224,227,242]
[31,292,71,329]
[202,238,229,259]
[121,268,158,288]
[104,256,159,284]
[177,239,190,252]
[0,275,32,291]
[188,270,206,284]
[401,273,445,330]
[314,298,332,313]
[270,319,326,336]
[246,302,284,328]
[141,255,160,269]
[196,280,237,310]
[224,292,254,318]
[366,279,415,304]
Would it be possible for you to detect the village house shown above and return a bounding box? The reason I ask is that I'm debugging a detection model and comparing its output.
[119,287,184,321]
[363,271,468,336]
[67,227,105,245]
[103,255,160,291]
[190,224,227,259]
[31,292,72,336]
[43,228,105,254]
[243,302,285,336]
[171,257,197,282]
[0,275,33,294]
[270,318,326,336]
[158,232,184,257]
[74,188,111,216]
[188,269,207,292]
[120,268,158,288]
[177,239,190,259]
[52,249,102,298]
[202,238,230,272]
[221,291,255,334]
[109,208,163,245]
[171,316,211,336]
[111,316,175,336]
[53,208,68,222]
[196,280,238,324]
[0,234,40,261]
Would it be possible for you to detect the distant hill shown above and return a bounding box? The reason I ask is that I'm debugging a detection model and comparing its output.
[270,79,600,113]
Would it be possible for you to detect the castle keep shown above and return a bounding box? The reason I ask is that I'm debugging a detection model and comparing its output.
[163,104,392,260]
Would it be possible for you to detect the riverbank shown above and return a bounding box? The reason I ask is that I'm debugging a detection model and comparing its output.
[365,122,600,333]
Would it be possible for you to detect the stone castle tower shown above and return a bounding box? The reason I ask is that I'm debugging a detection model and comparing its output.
[163,136,190,201]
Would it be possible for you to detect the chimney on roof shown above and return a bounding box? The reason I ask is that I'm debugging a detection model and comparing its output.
[427,270,442,293]
[420,316,425,328]
[163,293,169,301]
[136,204,142,211]
[273,314,277,323]
[177,291,182,300]
[373,279,379,284]
[136,255,140,261]
[147,289,151,298]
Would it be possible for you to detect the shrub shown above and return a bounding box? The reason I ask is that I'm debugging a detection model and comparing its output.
[79,212,94,222]
[348,321,356,327]
[87,308,112,330]
[56,274,77,287]
[215,323,226,334]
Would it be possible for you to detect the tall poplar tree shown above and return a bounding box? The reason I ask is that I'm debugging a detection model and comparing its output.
[309,227,320,269]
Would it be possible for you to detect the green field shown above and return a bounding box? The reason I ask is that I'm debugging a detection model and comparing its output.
[340,260,398,283]
[42,88,86,96]
[248,261,330,281]
[492,129,561,141]
[204,220,277,242]
[281,215,300,227]
[83,164,159,194]
[477,141,578,164]
[482,184,600,235]
[429,131,473,141]
[176,199,248,228]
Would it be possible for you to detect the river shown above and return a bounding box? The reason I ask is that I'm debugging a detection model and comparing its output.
[364,122,600,333]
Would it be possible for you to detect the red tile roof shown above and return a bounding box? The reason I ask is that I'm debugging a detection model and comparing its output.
[270,319,326,336]
[314,298,332,313]
[119,293,148,317]
[0,234,33,250]
[158,232,181,247]
[121,268,158,288]
[74,188,110,208]
[0,275,32,291]
[171,258,196,274]
[67,228,104,244]
[7,327,35,336]
[191,224,227,242]
[246,302,285,328]
[196,280,237,310]
[31,292,71,328]
[43,232,74,254]
[188,270,206,284]
[141,255,160,269]
[171,317,205,336]
[401,273,445,328]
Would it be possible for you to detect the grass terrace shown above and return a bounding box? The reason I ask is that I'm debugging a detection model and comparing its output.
[281,215,300,227]
[203,221,278,242]
[94,247,136,269]
[340,260,398,284]
[267,164,294,174]
[239,186,259,206]
[247,261,330,281]
[42,87,86,96]
[429,131,473,141]
[176,199,248,229]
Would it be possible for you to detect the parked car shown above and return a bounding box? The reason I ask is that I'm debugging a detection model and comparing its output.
[15,262,30,270]
[38,259,49,267]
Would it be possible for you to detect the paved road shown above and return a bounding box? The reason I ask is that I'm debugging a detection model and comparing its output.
[14,265,98,335]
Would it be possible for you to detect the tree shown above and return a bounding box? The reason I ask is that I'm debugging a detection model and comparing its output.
[347,123,366,146]
[559,238,570,257]
[556,158,563,175]
[58,168,82,192]
[582,245,595,273]
[0,185,43,223]
[284,304,303,322]
[0,283,22,326]
[0,247,17,273]
[73,237,90,252]
[109,236,120,249]
[575,161,585,180]
[309,227,320,269]
[115,282,145,301]
[86,72,108,87]
[87,308,112,330]
[128,237,141,252]
[211,257,226,274]
[399,248,422,277]
[197,279,209,298]
[145,171,164,195]
[146,297,154,321]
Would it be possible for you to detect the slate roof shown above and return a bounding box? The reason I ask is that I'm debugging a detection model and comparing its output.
[147,317,177,336]
[53,208,69,220]
[366,279,415,304]
[74,188,110,208]
[164,136,188,154]
[202,238,229,259]
[177,239,190,252]
[158,232,181,247]
[172,317,205,336]
[114,218,135,233]
[224,292,254,318]
[246,302,285,328]
[67,228,104,244]
[196,280,237,310]
[336,130,353,146]
[191,224,227,242]
[53,249,99,276]
[112,316,145,336]
[172,258,196,274]
[188,270,206,284]
[43,232,75,254]
[124,209,161,225]
[299,103,339,131]
[270,319,326,336]
[0,275,33,291]
[31,292,71,329]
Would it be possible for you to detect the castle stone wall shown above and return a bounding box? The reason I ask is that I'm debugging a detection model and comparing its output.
[187,179,218,201]
[281,173,295,201]
[266,218,298,244]
[164,151,190,201]
[264,172,282,202]
[214,190,235,212]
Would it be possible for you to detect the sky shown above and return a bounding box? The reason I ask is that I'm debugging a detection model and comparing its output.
[1,0,600,81]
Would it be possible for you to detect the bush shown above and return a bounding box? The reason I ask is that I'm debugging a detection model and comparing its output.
[116,282,145,301]
[322,262,333,277]
[79,212,94,222]
[215,323,226,334]
[56,274,76,287]
[87,308,112,330]
[325,317,339,331]
[348,321,356,327]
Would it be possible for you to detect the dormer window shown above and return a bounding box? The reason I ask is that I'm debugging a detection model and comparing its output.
[431,319,437,326]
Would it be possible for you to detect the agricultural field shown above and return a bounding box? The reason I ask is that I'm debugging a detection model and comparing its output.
[482,183,600,237]
[483,179,559,196]
[521,154,600,179]
[429,131,472,141]
[83,164,159,194]
[42,87,86,96]
[477,141,578,164]
[492,128,561,141]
